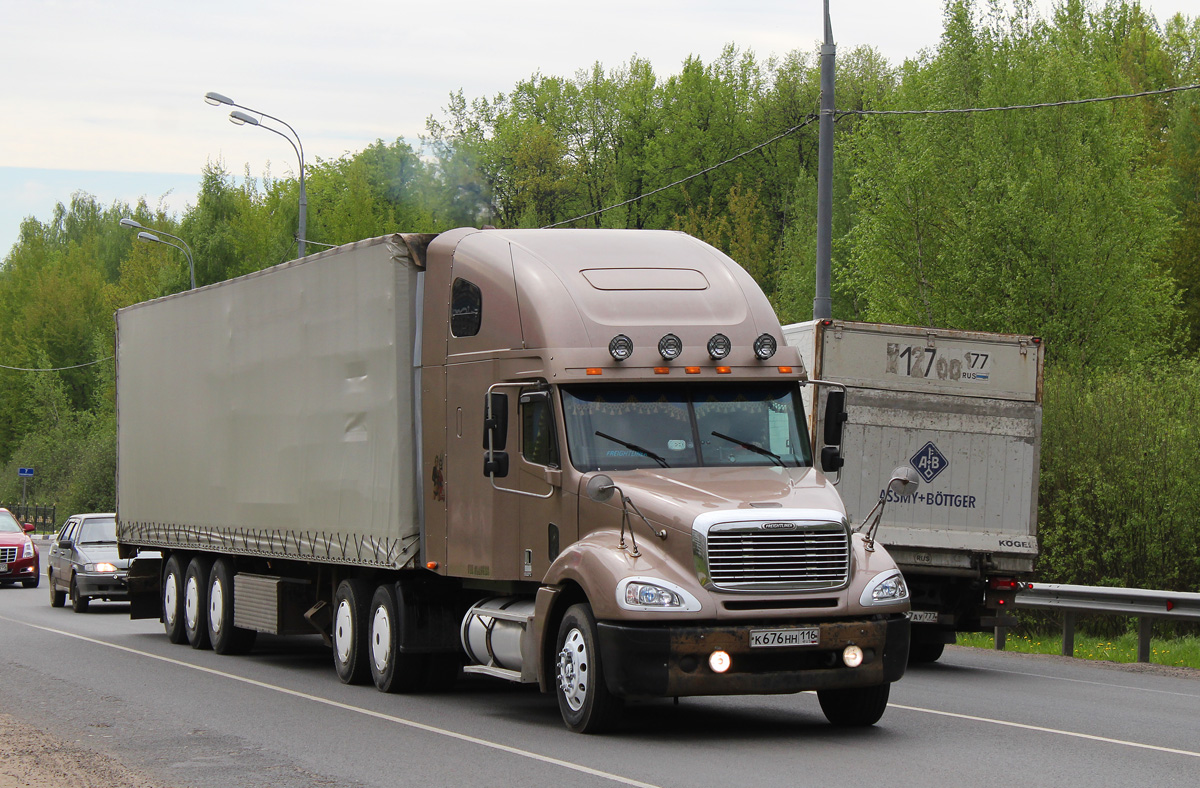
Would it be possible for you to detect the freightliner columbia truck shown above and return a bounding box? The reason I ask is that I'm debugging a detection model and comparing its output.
[784,320,1044,662]
[117,229,916,732]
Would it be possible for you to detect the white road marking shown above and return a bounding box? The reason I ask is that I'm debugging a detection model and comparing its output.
[886,702,1200,759]
[3,615,662,788]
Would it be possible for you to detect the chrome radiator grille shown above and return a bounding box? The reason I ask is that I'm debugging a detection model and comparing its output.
[0,546,18,563]
[702,524,850,591]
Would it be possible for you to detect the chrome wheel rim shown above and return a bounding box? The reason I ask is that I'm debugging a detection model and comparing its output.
[557,627,589,712]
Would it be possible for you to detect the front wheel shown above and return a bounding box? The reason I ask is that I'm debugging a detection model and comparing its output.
[554,603,621,733]
[69,575,89,613]
[817,683,891,727]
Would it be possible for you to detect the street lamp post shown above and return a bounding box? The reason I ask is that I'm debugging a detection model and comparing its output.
[204,91,308,258]
[120,218,195,289]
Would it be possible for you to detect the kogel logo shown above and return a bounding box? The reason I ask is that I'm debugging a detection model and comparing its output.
[910,441,948,483]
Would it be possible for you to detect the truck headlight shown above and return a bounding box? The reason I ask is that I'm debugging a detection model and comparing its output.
[860,570,909,606]
[616,577,702,612]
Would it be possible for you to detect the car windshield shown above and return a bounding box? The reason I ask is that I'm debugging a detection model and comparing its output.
[0,511,22,534]
[77,518,117,544]
[560,382,813,472]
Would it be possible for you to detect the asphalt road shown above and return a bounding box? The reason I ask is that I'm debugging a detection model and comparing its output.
[1,555,1197,788]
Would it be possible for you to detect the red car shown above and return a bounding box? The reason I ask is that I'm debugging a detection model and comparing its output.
[0,508,40,588]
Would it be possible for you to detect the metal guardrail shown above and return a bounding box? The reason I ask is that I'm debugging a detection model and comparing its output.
[1015,583,1200,663]
[0,503,57,532]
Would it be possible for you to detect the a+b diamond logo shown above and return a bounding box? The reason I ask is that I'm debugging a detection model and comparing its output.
[910,441,948,484]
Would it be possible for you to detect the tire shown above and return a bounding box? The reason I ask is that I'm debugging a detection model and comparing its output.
[368,583,425,693]
[332,578,372,685]
[183,555,213,650]
[554,603,621,733]
[69,574,90,613]
[48,572,66,607]
[162,554,188,644]
[908,639,945,664]
[817,683,891,727]
[207,558,256,655]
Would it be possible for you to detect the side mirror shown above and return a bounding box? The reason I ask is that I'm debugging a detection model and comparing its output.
[820,446,844,473]
[823,390,847,446]
[886,466,921,498]
[22,522,35,533]
[57,539,73,549]
[483,451,510,478]
[483,392,508,451]
[586,474,616,503]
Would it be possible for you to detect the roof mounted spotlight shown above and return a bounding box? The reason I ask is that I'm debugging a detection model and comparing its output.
[609,334,634,362]
[658,333,682,361]
[753,333,778,360]
[707,333,731,360]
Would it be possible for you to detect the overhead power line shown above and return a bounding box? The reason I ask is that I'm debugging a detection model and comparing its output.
[544,115,820,229]
[0,357,113,373]
[838,83,1200,118]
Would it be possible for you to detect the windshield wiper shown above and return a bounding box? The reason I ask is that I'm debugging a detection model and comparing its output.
[594,431,670,468]
[711,431,786,467]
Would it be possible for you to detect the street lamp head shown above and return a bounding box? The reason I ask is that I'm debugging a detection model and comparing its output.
[137,231,162,245]
[119,217,143,230]
[229,110,260,127]
[204,91,234,107]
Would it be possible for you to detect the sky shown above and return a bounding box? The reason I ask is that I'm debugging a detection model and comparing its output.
[3,0,1200,258]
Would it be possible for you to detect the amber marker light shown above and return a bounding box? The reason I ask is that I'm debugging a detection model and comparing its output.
[426,561,438,570]
[586,368,603,376]
[777,366,793,374]
[716,366,731,374]
[654,367,671,374]
[685,367,702,374]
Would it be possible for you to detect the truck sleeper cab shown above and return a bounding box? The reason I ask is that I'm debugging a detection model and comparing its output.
[116,229,911,734]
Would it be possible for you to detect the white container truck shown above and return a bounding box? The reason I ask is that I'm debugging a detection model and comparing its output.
[117,230,918,732]
[783,319,1044,662]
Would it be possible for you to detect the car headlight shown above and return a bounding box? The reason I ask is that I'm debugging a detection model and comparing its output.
[616,577,702,612]
[85,562,118,573]
[860,570,909,606]
[22,540,34,559]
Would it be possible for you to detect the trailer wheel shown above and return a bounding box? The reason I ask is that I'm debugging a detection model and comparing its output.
[554,603,621,733]
[368,583,425,693]
[183,555,213,650]
[332,579,371,684]
[817,683,891,727]
[207,558,256,655]
[162,554,188,644]
[48,571,66,607]
[69,574,90,613]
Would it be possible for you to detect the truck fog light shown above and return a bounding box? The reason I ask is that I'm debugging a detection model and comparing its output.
[709,650,731,673]
[707,333,731,360]
[753,333,777,360]
[609,334,634,361]
[658,333,682,360]
[842,645,864,668]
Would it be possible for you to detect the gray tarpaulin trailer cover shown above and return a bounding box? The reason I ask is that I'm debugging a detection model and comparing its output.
[116,235,425,568]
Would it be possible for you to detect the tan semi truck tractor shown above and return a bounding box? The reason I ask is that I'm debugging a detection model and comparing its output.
[117,228,914,732]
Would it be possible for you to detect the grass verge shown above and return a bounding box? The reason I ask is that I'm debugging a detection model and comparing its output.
[956,631,1200,669]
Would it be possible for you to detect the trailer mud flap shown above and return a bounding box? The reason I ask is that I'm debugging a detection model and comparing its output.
[126,556,162,620]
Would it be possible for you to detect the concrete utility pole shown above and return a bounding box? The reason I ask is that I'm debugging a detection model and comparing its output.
[813,0,835,320]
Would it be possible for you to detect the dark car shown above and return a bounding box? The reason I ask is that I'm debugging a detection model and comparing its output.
[46,513,131,612]
[0,508,39,588]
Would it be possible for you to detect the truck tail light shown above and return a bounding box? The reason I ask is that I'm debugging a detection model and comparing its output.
[989,578,1019,591]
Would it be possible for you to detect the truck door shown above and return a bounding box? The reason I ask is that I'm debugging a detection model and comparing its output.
[516,389,573,581]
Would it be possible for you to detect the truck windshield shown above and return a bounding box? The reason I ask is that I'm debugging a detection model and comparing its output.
[560,382,813,472]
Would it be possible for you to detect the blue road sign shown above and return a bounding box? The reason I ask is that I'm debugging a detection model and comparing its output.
[18,467,34,478]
